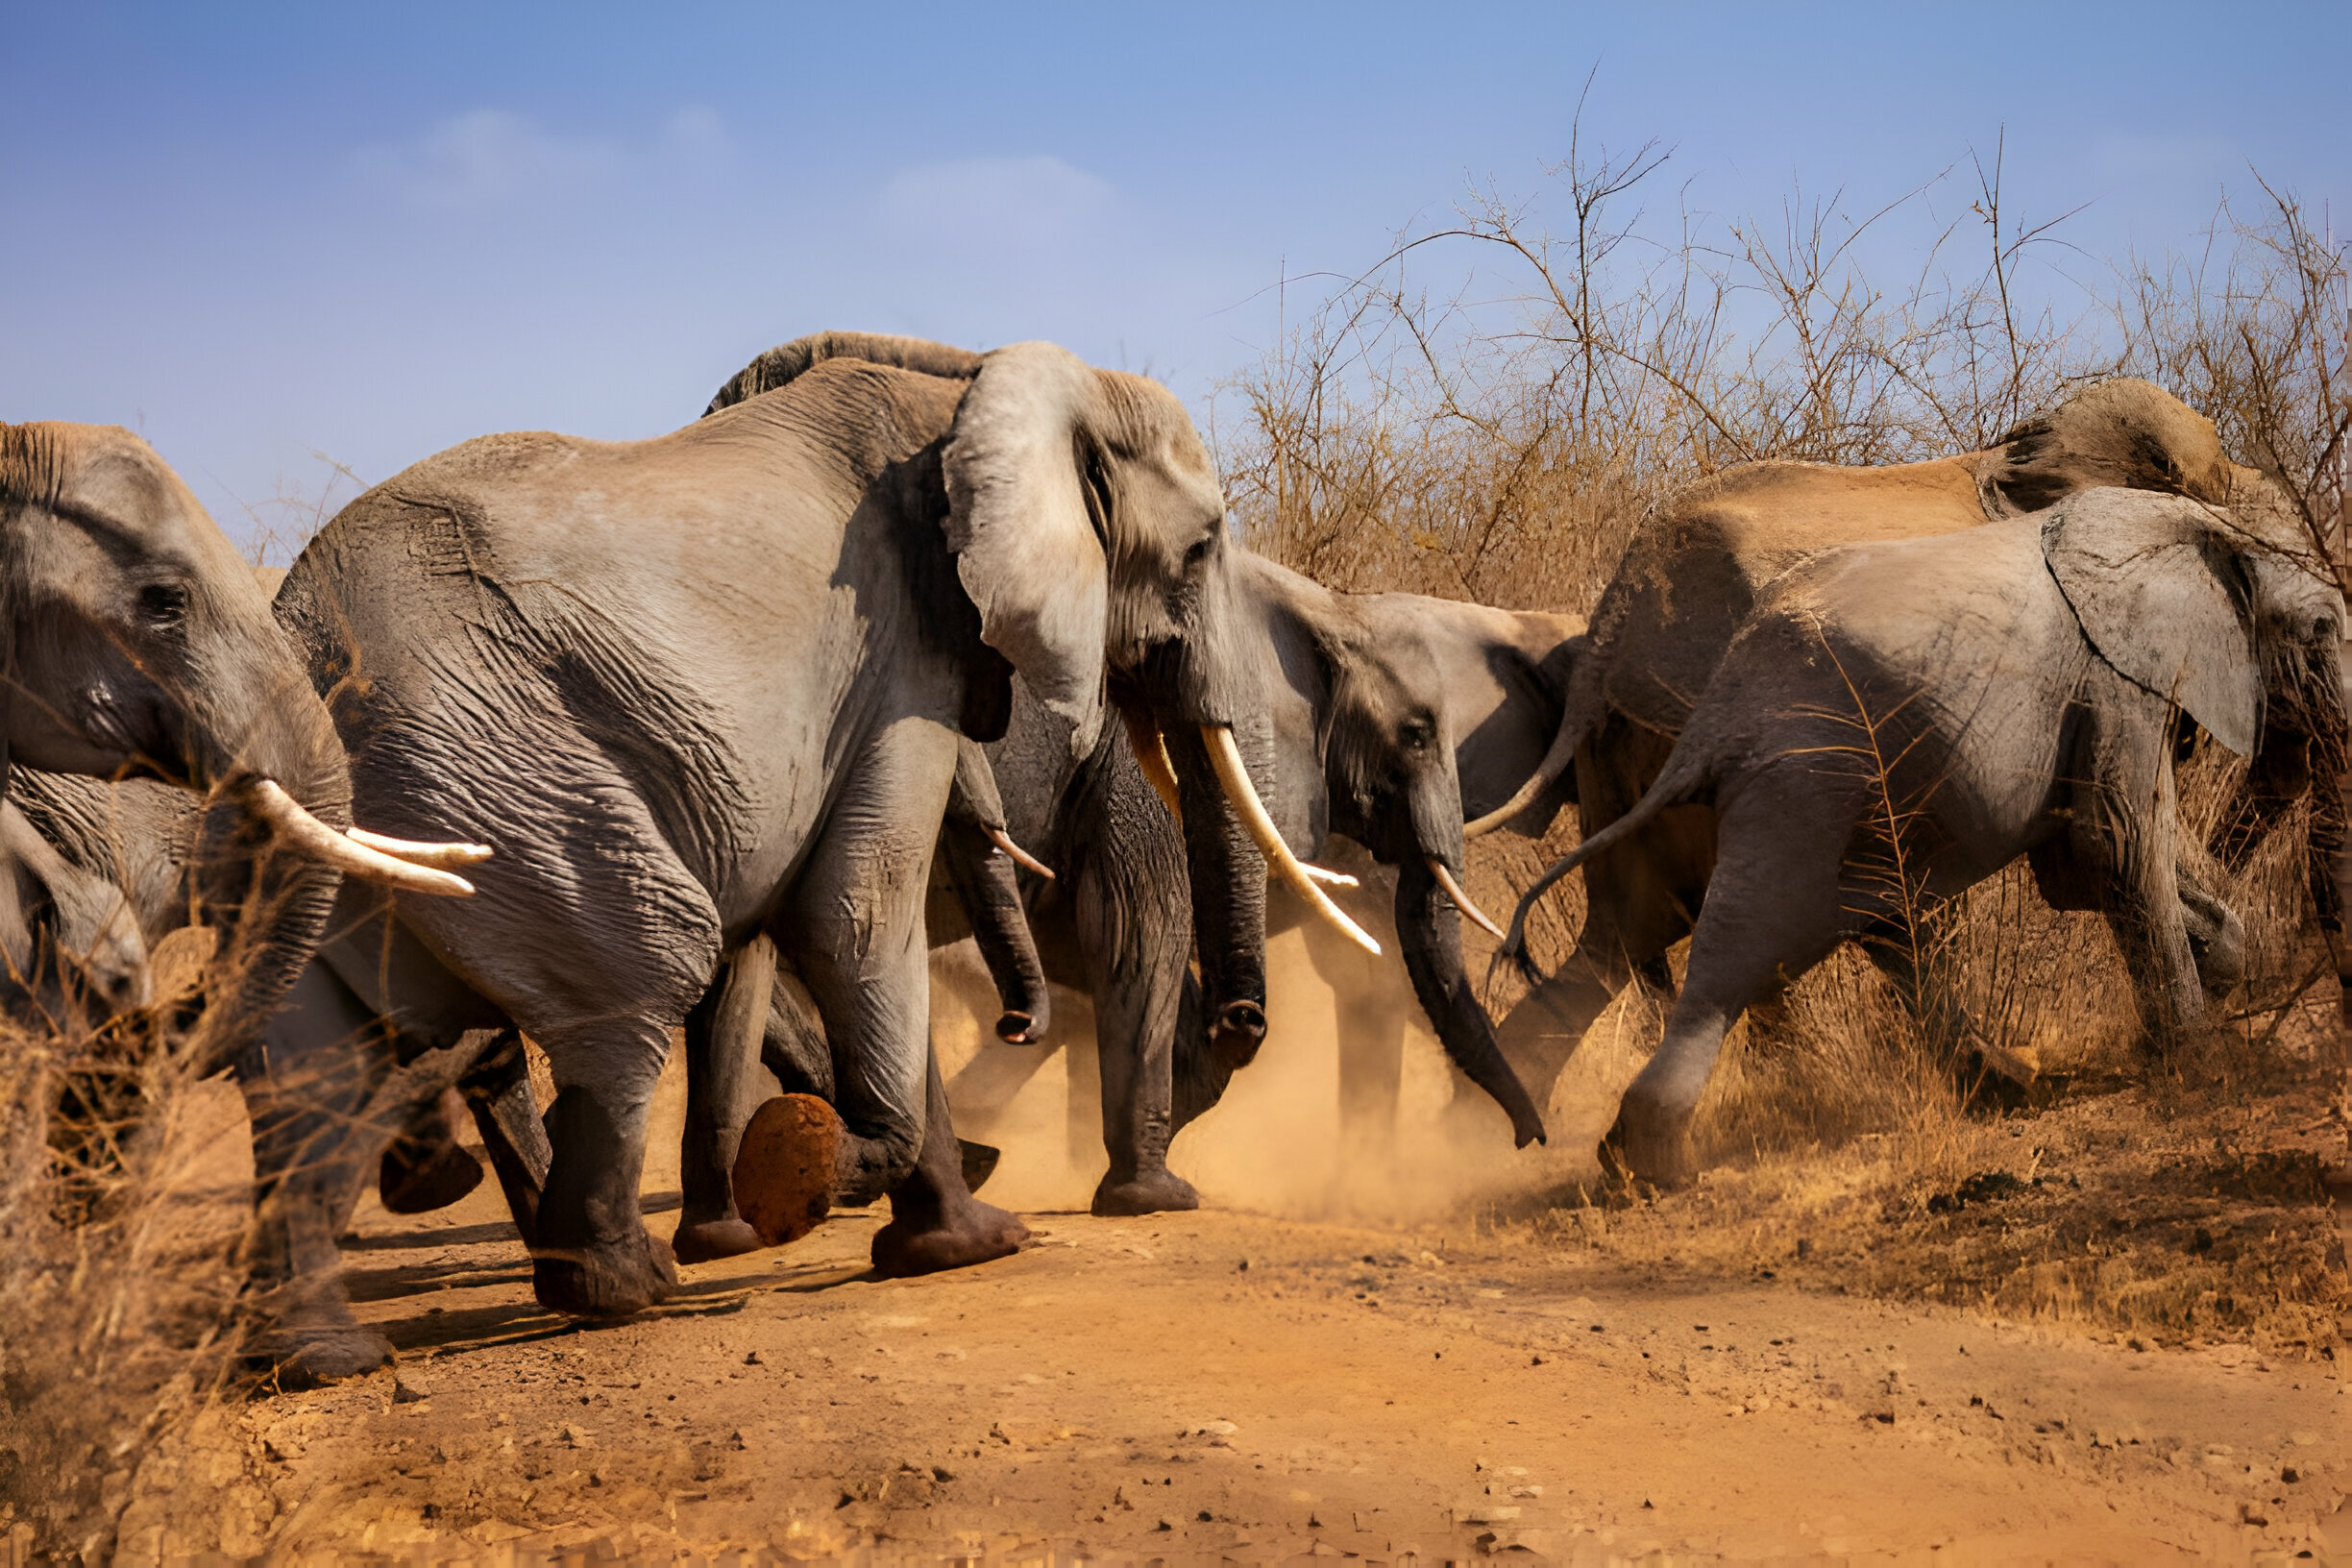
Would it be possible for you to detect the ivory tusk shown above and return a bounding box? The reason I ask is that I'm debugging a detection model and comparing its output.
[986,825,1056,881]
[1463,708,1584,839]
[347,825,495,870]
[248,781,479,897]
[1301,863,1360,889]
[1201,725,1381,956]
[1120,706,1185,822]
[1427,856,1507,940]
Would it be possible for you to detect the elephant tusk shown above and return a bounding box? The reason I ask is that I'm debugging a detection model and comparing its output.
[1427,856,1507,940]
[1463,707,1586,839]
[1301,863,1359,889]
[347,825,495,870]
[1201,725,1381,957]
[1120,705,1185,822]
[986,825,1056,881]
[248,780,479,898]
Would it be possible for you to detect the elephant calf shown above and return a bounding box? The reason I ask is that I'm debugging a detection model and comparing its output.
[1505,489,2346,1188]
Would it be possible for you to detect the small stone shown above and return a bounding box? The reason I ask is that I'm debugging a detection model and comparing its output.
[744,1351,764,1366]
[1196,1509,1213,1522]
[932,1465,956,1482]
[1156,1518,1174,1532]
[392,1379,428,1405]
[558,1425,592,1449]
[727,1430,747,1450]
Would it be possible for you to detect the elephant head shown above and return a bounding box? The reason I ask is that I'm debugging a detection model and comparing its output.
[707,334,1357,1058]
[0,424,484,1055]
[1225,555,1548,1143]
[2043,486,2347,799]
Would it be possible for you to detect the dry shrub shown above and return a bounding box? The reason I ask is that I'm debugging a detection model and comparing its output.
[0,924,255,1558]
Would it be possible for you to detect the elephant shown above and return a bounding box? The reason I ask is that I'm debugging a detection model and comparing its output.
[0,793,150,1025]
[670,536,1580,1253]
[1500,488,2347,1188]
[0,425,478,1089]
[239,331,1343,1380]
[1470,380,2273,1104]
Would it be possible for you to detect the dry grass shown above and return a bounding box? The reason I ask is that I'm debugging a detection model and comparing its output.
[0,918,257,1557]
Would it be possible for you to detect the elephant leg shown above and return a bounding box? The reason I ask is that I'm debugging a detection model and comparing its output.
[1077,829,1199,1217]
[1304,905,1408,1157]
[1062,999,1104,1167]
[376,1088,485,1215]
[525,1017,682,1318]
[1336,979,1408,1158]
[457,1029,549,1248]
[2175,858,2246,995]
[1609,772,1850,1190]
[773,719,956,1208]
[238,962,404,1386]
[674,938,778,1264]
[871,1044,1030,1277]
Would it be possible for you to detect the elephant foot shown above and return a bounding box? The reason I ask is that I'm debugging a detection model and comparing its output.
[732,1093,841,1248]
[871,1198,1028,1278]
[1600,1102,1698,1193]
[378,1139,486,1215]
[254,1324,396,1389]
[533,1229,680,1319]
[958,1139,1002,1194]
[1090,1167,1201,1216]
[672,1214,765,1265]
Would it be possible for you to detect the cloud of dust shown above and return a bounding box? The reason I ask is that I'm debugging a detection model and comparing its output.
[939,930,1664,1224]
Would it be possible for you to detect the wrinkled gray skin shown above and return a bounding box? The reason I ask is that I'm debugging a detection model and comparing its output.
[1488,380,2267,1109]
[675,549,1576,1245]
[0,424,360,1094]
[1504,490,2347,1188]
[0,792,151,1025]
[249,334,1276,1382]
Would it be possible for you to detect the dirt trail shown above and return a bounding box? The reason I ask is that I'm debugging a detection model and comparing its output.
[108,1084,2347,1565]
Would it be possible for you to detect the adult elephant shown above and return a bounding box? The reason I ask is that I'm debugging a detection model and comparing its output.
[1501,490,2346,1188]
[258,332,1340,1375]
[1472,380,2266,1102]
[674,541,1576,1251]
[0,425,477,1067]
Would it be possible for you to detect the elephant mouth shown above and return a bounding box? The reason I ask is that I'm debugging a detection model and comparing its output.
[241,779,491,898]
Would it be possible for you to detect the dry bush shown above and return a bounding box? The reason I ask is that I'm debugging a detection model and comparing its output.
[0,919,257,1557]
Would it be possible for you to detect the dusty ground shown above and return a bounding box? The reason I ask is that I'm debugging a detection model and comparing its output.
[88,928,2352,1566]
[109,1139,2350,1564]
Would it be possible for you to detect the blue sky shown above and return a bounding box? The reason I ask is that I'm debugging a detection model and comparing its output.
[4,3,2343,551]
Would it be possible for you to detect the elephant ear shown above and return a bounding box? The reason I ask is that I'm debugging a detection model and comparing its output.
[941,343,1110,744]
[2042,488,2261,756]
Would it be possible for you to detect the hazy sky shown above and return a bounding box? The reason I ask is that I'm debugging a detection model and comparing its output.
[5,3,2343,551]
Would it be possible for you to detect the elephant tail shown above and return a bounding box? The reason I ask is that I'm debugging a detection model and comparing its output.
[1464,684,1593,840]
[1497,739,1714,979]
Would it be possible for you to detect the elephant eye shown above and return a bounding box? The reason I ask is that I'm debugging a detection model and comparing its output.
[1183,537,1212,569]
[136,582,190,627]
[1401,718,1435,751]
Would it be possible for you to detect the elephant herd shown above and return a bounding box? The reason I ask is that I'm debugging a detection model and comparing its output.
[4,336,2340,1386]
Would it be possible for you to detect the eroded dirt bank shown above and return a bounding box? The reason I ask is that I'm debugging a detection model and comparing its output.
[111,1164,2347,1564]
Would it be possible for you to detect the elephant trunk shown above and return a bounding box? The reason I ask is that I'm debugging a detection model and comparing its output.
[1393,852,1547,1149]
[1162,718,1269,1069]
[1395,790,1546,1147]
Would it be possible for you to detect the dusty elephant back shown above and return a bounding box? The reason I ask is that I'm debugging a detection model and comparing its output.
[275,359,978,899]
[1582,378,2242,739]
